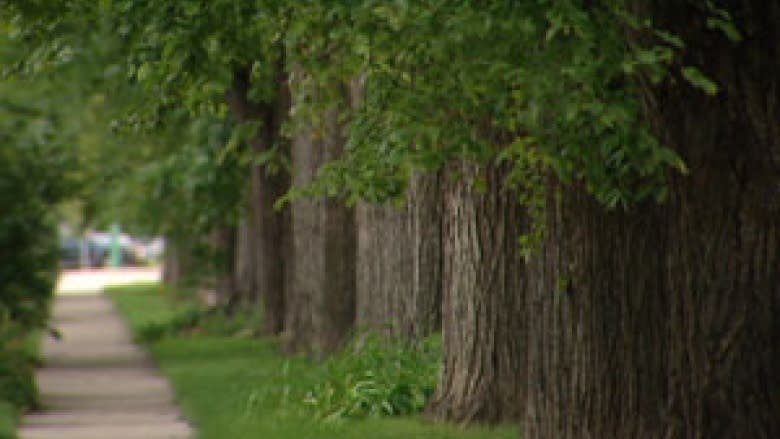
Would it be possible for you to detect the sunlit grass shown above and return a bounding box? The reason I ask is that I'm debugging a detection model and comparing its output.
[107,284,518,439]
[107,282,181,333]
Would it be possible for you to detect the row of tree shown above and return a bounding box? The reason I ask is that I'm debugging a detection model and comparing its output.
[5,1,778,438]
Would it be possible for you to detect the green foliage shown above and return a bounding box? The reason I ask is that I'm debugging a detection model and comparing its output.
[0,319,38,410]
[0,28,79,427]
[6,0,738,232]
[681,66,719,96]
[4,0,717,253]
[0,400,17,439]
[704,0,743,42]
[302,334,442,421]
[7,0,697,216]
[0,143,59,330]
[0,64,74,333]
[4,0,254,250]
[0,323,41,436]
[106,116,248,234]
[274,1,694,212]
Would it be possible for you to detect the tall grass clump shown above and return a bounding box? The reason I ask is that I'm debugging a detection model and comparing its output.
[302,333,442,422]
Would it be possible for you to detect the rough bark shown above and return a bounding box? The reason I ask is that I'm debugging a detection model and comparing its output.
[649,3,780,437]
[208,224,238,307]
[233,216,256,306]
[355,172,443,340]
[162,236,193,287]
[427,161,526,423]
[226,64,291,336]
[525,184,669,439]
[525,2,780,438]
[284,126,318,353]
[251,156,290,335]
[161,238,183,286]
[286,103,356,358]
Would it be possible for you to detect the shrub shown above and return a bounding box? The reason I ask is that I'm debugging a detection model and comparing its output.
[0,151,59,413]
[0,319,39,411]
[0,99,67,332]
[302,333,442,422]
[0,164,59,331]
[0,91,74,421]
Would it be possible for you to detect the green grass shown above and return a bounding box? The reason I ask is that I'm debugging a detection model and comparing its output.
[106,284,518,439]
[108,283,184,333]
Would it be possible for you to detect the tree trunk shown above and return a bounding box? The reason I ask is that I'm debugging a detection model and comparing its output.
[427,161,526,423]
[647,3,780,437]
[233,216,256,306]
[315,185,356,357]
[355,172,443,340]
[525,2,780,438]
[286,103,356,358]
[525,184,669,439]
[284,126,318,353]
[663,141,780,439]
[161,238,182,286]
[355,202,404,336]
[226,64,291,336]
[162,236,193,288]
[208,224,237,308]
[251,152,290,335]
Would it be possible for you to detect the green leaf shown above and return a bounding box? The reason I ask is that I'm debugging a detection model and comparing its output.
[706,17,743,42]
[681,66,719,95]
[705,1,743,42]
[653,29,685,48]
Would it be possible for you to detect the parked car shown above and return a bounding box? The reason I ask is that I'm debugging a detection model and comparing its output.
[59,238,81,269]
[59,237,142,269]
[59,238,104,268]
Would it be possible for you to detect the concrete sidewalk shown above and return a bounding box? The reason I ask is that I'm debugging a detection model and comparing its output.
[18,293,193,439]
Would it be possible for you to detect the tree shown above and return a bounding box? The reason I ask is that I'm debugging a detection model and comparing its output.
[6,0,295,330]
[280,1,537,423]
[286,81,356,356]
[640,3,778,437]
[426,161,526,423]
[7,1,778,436]
[283,2,534,423]
[355,171,443,341]
[227,64,292,334]
[232,217,257,306]
[525,2,780,438]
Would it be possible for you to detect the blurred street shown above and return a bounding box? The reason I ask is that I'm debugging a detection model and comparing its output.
[56,267,161,295]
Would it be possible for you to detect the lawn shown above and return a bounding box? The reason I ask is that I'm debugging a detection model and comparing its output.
[106,283,518,439]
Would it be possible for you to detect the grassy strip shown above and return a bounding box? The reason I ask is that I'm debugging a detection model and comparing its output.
[107,283,518,439]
